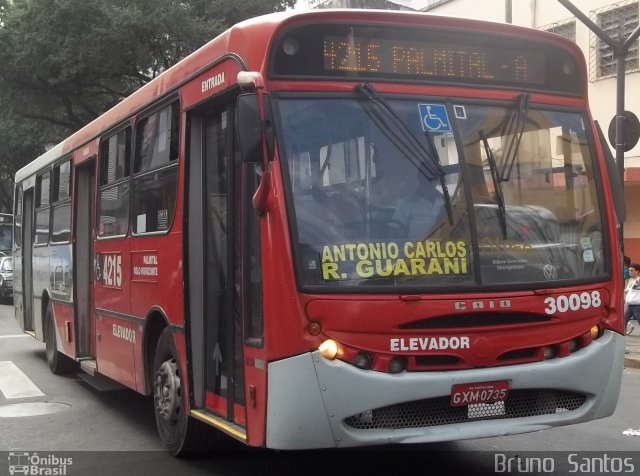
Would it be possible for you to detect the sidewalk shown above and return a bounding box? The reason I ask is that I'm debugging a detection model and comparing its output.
[625,324,640,369]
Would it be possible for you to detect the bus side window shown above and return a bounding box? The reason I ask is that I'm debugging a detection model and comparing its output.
[14,186,22,250]
[98,127,131,237]
[51,159,72,243]
[132,101,179,234]
[34,171,51,245]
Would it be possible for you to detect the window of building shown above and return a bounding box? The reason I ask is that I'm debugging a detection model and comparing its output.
[51,159,72,243]
[35,171,51,245]
[98,127,131,237]
[132,101,179,234]
[542,19,576,42]
[590,1,639,80]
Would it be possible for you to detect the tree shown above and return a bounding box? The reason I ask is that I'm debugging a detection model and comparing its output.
[0,0,295,212]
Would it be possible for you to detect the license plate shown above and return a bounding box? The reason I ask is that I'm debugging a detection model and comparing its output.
[450,380,510,407]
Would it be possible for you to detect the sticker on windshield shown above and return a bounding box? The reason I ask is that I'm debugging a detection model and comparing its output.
[418,104,452,133]
[454,105,466,119]
[583,249,594,263]
[580,236,594,263]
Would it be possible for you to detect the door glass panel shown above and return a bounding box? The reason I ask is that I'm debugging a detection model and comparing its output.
[204,111,230,397]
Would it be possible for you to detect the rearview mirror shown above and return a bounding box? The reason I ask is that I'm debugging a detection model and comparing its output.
[236,94,274,164]
[236,93,262,163]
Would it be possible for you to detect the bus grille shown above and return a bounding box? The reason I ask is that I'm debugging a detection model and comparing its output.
[344,390,586,430]
[399,312,551,329]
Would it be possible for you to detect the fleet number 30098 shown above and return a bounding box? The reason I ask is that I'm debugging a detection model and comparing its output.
[543,291,601,315]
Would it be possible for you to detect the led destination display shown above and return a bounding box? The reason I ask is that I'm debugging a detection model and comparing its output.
[322,35,545,85]
[271,24,582,95]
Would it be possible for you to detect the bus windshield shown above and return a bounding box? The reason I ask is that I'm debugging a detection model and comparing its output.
[0,221,12,253]
[277,94,605,290]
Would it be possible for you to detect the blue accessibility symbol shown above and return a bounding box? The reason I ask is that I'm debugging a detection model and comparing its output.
[418,103,451,133]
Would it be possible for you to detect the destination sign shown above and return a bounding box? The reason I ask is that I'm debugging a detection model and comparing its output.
[271,24,582,95]
[322,36,545,85]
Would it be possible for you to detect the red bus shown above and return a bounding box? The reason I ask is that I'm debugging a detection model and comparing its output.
[13,9,626,454]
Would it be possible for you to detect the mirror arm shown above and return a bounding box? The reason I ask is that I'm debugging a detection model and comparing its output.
[256,88,270,168]
[252,170,271,215]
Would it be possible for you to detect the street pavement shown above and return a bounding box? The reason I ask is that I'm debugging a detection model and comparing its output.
[625,320,640,369]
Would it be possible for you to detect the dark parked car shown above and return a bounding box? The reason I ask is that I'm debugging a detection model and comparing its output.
[0,255,13,301]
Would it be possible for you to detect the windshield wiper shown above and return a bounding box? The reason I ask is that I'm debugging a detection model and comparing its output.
[355,83,453,224]
[480,131,508,239]
[499,93,530,181]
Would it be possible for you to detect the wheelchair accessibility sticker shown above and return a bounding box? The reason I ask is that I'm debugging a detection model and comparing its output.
[418,103,451,133]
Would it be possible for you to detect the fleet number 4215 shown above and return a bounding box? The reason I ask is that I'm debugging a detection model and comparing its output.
[543,291,601,314]
[103,254,122,288]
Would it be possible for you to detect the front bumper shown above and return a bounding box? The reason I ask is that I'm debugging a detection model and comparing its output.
[265,330,624,449]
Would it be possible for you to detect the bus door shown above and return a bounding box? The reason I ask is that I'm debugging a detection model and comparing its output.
[74,160,95,357]
[22,189,35,332]
[187,100,249,426]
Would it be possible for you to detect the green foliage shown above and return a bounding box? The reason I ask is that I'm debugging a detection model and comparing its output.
[0,0,295,213]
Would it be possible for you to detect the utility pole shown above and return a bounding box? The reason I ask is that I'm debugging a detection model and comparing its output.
[505,0,512,24]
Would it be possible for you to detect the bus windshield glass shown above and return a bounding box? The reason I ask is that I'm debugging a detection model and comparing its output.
[277,94,605,290]
[0,217,12,254]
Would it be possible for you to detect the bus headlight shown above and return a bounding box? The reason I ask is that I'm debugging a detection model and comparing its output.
[543,346,555,360]
[389,356,407,374]
[568,339,579,353]
[353,352,372,370]
[318,339,340,360]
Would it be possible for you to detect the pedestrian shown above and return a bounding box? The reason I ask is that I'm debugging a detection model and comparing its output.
[624,262,640,335]
[623,255,631,285]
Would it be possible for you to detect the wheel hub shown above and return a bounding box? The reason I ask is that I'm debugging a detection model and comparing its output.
[154,359,181,422]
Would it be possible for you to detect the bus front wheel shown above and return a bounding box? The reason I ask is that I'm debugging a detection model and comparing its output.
[153,327,209,455]
[44,303,77,375]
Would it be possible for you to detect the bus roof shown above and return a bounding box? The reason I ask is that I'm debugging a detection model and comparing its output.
[15,9,582,184]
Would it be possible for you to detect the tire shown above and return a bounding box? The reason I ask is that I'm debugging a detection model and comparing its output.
[153,327,214,455]
[44,303,77,375]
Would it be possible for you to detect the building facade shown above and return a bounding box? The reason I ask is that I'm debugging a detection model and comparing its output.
[297,0,640,258]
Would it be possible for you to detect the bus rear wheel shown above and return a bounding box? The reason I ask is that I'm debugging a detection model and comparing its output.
[153,327,211,455]
[44,303,77,375]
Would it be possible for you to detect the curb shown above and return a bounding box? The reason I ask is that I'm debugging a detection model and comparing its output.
[624,357,640,369]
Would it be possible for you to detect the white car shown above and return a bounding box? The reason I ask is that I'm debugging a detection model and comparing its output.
[0,255,13,300]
